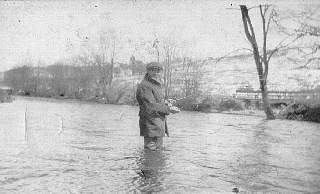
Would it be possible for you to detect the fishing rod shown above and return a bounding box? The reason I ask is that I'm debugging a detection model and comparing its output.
[165,94,196,105]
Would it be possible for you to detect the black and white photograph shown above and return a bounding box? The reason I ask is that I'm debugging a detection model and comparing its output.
[0,0,319,193]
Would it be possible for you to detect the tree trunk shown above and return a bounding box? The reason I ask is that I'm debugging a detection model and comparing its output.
[261,84,275,119]
[109,58,114,86]
[164,60,169,98]
[156,49,160,63]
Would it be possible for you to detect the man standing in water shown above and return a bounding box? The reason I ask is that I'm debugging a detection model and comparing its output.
[136,62,180,150]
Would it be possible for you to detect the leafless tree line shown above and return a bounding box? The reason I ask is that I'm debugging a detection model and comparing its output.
[3,32,205,105]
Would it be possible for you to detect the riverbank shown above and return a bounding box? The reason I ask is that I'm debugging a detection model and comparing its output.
[14,94,266,118]
[13,95,109,105]
[209,109,265,117]
[278,101,320,123]
[13,94,319,123]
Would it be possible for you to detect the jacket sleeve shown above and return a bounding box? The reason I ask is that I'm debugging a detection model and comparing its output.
[137,84,170,115]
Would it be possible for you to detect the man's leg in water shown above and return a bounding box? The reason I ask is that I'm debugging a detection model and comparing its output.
[144,137,163,150]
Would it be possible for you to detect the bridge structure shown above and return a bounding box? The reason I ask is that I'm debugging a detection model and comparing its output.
[235,89,320,107]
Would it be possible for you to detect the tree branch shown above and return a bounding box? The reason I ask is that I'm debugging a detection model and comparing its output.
[214,48,253,63]
[246,8,258,45]
[266,9,274,33]
[247,5,261,10]
[304,57,320,67]
[226,8,241,10]
[260,5,268,64]
[267,48,279,64]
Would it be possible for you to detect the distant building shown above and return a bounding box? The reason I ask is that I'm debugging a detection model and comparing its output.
[113,62,132,78]
[129,56,145,75]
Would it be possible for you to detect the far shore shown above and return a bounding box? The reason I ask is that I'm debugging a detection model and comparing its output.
[13,94,266,118]
[9,94,320,123]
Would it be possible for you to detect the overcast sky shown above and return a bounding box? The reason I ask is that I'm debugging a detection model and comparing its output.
[0,0,317,71]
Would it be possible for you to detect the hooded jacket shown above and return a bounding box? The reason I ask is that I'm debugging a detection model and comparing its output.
[136,73,170,137]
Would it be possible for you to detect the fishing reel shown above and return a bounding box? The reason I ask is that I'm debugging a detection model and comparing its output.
[165,98,180,113]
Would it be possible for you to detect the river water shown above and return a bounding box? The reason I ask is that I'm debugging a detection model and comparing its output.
[0,97,319,193]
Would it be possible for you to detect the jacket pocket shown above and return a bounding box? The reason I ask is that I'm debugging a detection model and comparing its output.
[145,117,165,137]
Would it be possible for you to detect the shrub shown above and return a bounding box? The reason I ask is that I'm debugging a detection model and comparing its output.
[279,102,320,123]
[304,105,320,122]
[218,99,244,111]
[175,96,197,111]
[104,81,130,104]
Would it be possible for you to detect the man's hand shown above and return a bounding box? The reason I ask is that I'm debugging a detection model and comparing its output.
[165,99,180,114]
[165,100,171,107]
[165,99,176,106]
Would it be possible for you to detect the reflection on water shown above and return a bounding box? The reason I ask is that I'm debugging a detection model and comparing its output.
[132,148,167,193]
[233,122,279,192]
[0,96,320,193]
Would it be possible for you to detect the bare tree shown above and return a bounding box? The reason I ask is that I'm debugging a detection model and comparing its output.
[161,38,177,98]
[152,38,160,63]
[145,36,178,98]
[47,62,66,96]
[180,57,204,98]
[78,30,118,100]
[238,4,319,119]
[97,30,117,87]
[35,61,41,94]
[240,5,275,119]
